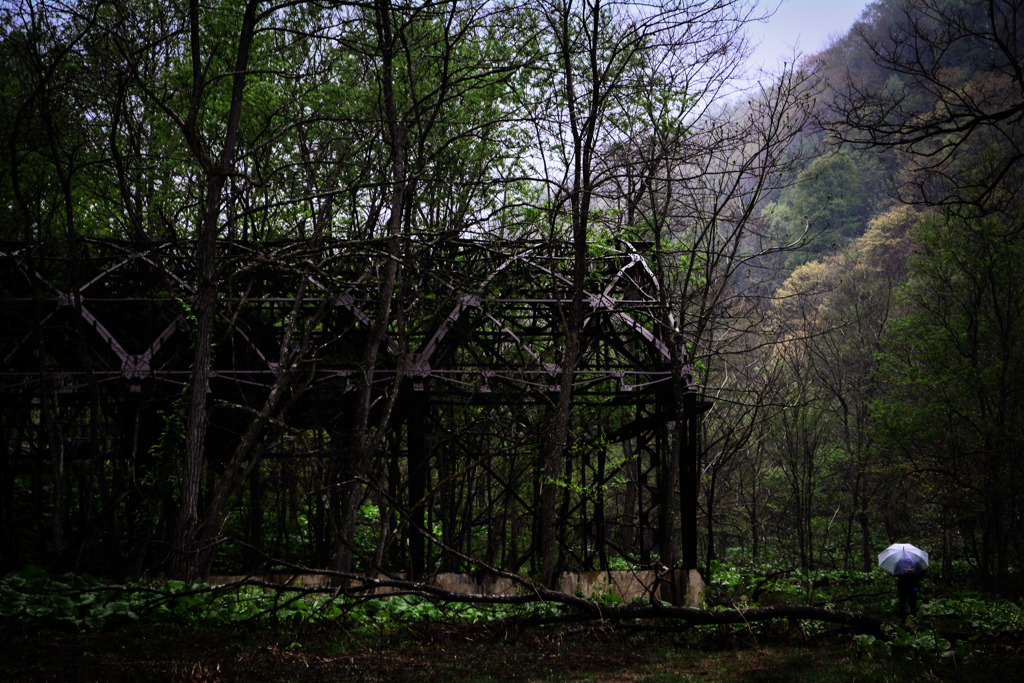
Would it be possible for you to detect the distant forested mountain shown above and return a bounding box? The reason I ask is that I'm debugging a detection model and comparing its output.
[746,0,1024,590]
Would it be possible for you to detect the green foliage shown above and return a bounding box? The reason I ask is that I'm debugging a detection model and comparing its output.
[0,567,137,629]
[922,596,1024,631]
[872,211,1024,584]
[704,557,892,609]
[766,149,884,271]
[606,556,640,571]
[0,567,333,628]
[4,558,1024,677]
[855,625,978,666]
[351,503,382,561]
[0,567,581,633]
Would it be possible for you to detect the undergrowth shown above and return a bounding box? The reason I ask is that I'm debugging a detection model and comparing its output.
[5,565,1024,682]
[3,559,1023,670]
[0,565,567,632]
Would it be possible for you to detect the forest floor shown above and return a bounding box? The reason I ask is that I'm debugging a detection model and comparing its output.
[3,619,1023,682]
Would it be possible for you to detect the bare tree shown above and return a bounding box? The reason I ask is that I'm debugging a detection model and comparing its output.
[826,0,1024,218]
[513,0,824,583]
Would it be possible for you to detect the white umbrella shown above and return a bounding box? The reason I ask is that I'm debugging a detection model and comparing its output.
[878,543,929,575]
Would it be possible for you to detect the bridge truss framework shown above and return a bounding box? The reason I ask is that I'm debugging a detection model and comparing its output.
[1,238,708,583]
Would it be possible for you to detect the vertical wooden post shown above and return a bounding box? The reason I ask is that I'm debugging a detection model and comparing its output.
[680,392,711,571]
[407,389,428,579]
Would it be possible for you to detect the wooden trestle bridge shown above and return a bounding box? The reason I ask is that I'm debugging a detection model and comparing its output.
[1,238,708,582]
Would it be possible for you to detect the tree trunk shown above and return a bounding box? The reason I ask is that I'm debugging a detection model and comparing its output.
[170,0,261,580]
[171,189,218,579]
[407,393,428,578]
[859,511,872,574]
[334,0,406,573]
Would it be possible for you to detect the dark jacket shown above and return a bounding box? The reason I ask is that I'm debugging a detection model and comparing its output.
[896,568,924,594]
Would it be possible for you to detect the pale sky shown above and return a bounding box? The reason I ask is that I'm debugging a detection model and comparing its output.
[747,0,871,72]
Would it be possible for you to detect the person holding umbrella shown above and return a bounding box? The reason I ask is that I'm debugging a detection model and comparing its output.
[878,543,929,623]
